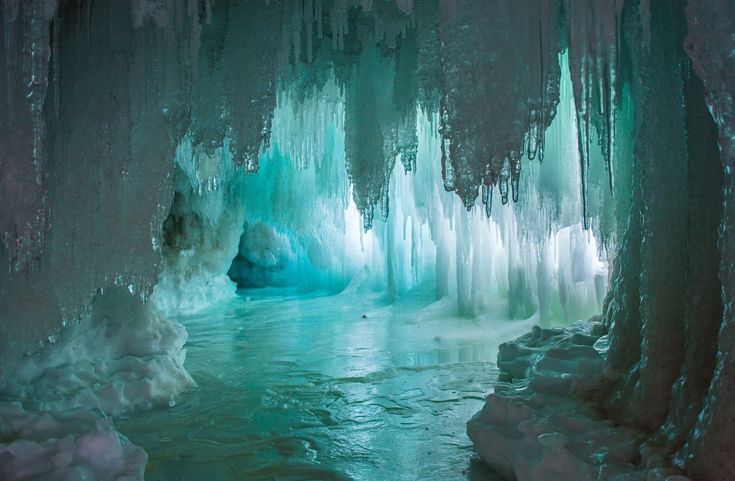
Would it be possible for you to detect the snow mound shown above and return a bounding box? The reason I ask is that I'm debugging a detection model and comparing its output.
[2,286,194,417]
[0,403,146,481]
[468,322,692,481]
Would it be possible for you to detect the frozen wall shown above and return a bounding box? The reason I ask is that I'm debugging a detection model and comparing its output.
[0,0,193,382]
[666,1,735,479]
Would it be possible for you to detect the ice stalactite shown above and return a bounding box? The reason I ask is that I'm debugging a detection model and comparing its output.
[0,0,198,382]
[437,0,561,209]
[186,0,284,171]
[0,3,201,479]
[564,0,623,228]
[343,44,399,229]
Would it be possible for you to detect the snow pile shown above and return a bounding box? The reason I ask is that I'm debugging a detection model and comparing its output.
[0,403,148,481]
[468,322,691,481]
[0,403,146,481]
[1,286,193,417]
[0,287,192,480]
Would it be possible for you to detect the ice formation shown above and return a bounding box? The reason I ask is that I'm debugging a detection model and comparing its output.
[0,287,188,481]
[0,403,147,481]
[468,322,693,481]
[152,137,245,315]
[0,1,734,480]
[230,70,606,320]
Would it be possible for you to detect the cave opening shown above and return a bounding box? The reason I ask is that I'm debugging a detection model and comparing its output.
[1,1,733,481]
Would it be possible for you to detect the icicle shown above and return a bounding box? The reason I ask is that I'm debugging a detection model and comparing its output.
[511,162,521,203]
[304,0,314,63]
[527,111,539,160]
[381,188,390,221]
[500,158,510,205]
[639,0,650,52]
[292,0,303,64]
[204,0,212,24]
[330,0,348,50]
[3,0,19,114]
[564,0,623,221]
[51,16,60,119]
[576,114,590,229]
[441,136,456,191]
[605,58,616,193]
[315,0,323,39]
[27,0,57,184]
[363,204,375,231]
[481,182,493,218]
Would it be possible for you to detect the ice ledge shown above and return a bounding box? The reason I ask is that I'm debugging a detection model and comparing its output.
[468,322,692,481]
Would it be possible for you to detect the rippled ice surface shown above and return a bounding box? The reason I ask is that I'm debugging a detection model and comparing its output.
[117,286,535,481]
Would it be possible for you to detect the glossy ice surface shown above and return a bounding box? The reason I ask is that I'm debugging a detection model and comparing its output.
[117,287,534,481]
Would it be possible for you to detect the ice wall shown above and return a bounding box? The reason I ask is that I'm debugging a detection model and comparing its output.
[0,0,194,382]
[676,1,735,479]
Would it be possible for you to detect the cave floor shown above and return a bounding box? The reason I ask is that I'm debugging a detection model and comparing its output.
[117,286,534,481]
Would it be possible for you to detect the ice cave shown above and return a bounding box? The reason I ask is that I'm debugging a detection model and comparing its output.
[1,1,734,480]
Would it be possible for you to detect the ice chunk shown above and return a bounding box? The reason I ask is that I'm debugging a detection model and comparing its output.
[0,403,147,481]
[469,322,692,481]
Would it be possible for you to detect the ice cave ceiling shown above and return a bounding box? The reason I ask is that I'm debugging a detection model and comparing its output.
[1,0,735,480]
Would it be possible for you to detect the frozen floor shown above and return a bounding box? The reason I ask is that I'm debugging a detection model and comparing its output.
[116,286,537,481]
